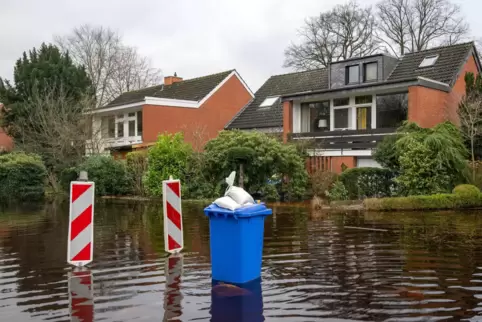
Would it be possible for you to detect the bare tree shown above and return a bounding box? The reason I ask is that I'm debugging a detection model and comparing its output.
[459,90,482,181]
[16,89,104,191]
[376,0,410,56]
[377,0,469,57]
[284,1,379,70]
[55,25,162,107]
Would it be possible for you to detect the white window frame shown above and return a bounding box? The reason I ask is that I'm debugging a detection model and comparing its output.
[419,55,439,68]
[259,96,280,108]
[110,111,142,139]
[330,95,376,131]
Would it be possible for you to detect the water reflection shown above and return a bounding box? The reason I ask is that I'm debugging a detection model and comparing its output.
[2,201,482,320]
[211,278,264,322]
[68,269,93,322]
[164,254,183,321]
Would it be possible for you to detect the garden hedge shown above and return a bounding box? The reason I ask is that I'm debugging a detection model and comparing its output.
[364,192,482,211]
[339,167,395,200]
[0,152,47,202]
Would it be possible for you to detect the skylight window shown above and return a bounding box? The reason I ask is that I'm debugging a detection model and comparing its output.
[419,55,439,68]
[259,96,279,108]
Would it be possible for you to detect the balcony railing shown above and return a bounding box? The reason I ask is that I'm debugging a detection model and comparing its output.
[289,128,397,150]
[104,136,143,148]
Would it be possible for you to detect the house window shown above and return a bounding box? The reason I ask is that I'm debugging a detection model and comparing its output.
[334,109,349,129]
[357,107,372,130]
[117,119,124,138]
[364,62,377,82]
[128,120,136,136]
[419,55,439,68]
[376,93,408,128]
[300,101,330,132]
[334,97,349,107]
[137,111,143,136]
[355,95,373,104]
[259,96,279,108]
[101,116,115,138]
[346,65,359,84]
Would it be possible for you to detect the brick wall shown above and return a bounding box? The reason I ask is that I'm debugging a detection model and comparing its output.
[282,100,293,143]
[142,74,252,149]
[0,129,13,152]
[407,85,448,128]
[408,54,479,128]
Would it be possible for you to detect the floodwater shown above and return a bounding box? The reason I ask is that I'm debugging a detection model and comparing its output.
[2,202,482,321]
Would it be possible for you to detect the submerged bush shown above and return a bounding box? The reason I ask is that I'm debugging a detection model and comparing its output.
[78,155,131,196]
[145,133,192,197]
[364,193,482,211]
[326,181,349,201]
[310,170,338,198]
[339,167,395,199]
[0,152,47,202]
[204,130,308,201]
[126,151,148,196]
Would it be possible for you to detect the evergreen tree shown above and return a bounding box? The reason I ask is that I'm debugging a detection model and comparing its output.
[0,43,93,139]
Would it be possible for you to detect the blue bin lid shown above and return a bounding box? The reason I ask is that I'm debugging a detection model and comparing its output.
[204,203,272,219]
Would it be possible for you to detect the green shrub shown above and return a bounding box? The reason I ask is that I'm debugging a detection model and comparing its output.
[145,133,192,197]
[126,151,148,196]
[326,181,349,201]
[78,155,131,196]
[310,170,338,198]
[373,134,402,171]
[339,167,395,199]
[452,184,480,197]
[204,130,308,201]
[396,122,468,195]
[364,193,482,211]
[60,166,78,191]
[0,152,47,202]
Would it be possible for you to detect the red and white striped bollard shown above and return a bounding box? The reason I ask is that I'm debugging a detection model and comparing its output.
[163,177,183,254]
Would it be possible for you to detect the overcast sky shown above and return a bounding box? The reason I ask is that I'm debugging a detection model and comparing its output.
[0,0,480,92]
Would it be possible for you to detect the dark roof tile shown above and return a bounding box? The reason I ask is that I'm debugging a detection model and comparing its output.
[388,42,474,85]
[102,70,234,108]
[227,68,327,129]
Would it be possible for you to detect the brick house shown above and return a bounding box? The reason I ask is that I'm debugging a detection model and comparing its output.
[89,70,253,157]
[227,42,481,173]
[0,104,13,152]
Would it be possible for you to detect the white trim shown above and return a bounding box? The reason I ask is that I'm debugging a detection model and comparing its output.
[416,76,448,87]
[90,70,254,114]
[292,101,301,133]
[90,102,144,114]
[144,97,199,108]
[197,70,254,107]
[310,149,373,157]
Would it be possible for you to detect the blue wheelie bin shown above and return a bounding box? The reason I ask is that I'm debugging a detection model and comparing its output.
[204,203,272,284]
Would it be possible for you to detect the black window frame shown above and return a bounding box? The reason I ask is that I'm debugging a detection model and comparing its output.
[363,62,378,82]
[345,65,360,85]
[334,108,349,129]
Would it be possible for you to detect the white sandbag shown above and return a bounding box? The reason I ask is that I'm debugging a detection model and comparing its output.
[214,196,242,211]
[225,186,254,206]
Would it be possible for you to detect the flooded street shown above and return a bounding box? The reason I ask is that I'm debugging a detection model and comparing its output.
[1,201,482,321]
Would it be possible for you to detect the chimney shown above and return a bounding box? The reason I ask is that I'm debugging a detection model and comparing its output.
[164,72,183,85]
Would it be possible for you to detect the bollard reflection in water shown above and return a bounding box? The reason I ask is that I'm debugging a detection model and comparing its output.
[68,268,94,322]
[211,278,264,322]
[163,253,184,321]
